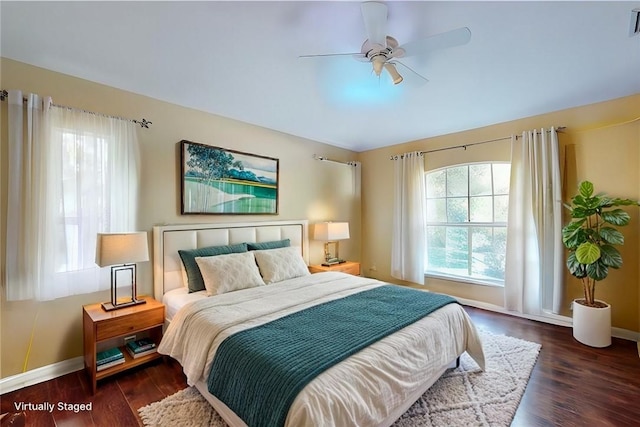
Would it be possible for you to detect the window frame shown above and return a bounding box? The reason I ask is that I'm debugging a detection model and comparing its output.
[424,161,510,287]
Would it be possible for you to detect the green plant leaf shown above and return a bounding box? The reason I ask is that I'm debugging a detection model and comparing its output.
[611,198,640,207]
[562,227,588,249]
[572,195,587,208]
[571,206,596,219]
[562,219,585,243]
[586,196,603,210]
[562,219,585,233]
[575,242,601,264]
[600,245,622,268]
[599,227,624,245]
[579,181,594,198]
[601,209,630,226]
[566,252,587,278]
[586,260,608,281]
[598,197,614,208]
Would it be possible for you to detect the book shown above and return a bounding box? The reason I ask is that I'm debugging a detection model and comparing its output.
[96,347,124,365]
[96,357,125,371]
[125,345,158,359]
[126,338,156,354]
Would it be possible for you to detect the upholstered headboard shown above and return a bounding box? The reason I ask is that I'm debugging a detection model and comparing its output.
[152,220,309,300]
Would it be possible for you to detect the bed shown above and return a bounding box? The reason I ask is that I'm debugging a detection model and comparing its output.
[153,220,485,427]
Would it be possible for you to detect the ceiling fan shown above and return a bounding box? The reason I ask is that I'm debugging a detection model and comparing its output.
[299,1,471,85]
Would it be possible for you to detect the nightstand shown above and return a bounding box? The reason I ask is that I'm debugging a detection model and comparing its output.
[83,296,164,394]
[308,261,361,276]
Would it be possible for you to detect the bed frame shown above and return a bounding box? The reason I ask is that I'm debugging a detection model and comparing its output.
[152,219,309,301]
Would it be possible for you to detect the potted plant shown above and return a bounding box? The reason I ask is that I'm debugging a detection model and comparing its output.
[562,180,639,347]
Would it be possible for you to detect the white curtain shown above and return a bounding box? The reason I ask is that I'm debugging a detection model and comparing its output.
[504,128,563,315]
[391,152,426,284]
[6,92,141,301]
[6,91,52,300]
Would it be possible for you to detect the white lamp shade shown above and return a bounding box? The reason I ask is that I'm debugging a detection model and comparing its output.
[313,222,350,241]
[95,232,149,267]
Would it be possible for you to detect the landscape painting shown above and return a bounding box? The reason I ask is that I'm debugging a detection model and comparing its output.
[180,140,279,214]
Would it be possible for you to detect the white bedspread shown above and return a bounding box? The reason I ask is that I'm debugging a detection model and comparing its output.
[159,272,485,427]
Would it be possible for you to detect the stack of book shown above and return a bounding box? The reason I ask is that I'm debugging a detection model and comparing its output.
[125,338,157,359]
[96,347,125,371]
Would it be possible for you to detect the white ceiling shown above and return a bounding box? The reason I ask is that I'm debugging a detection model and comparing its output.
[2,1,639,152]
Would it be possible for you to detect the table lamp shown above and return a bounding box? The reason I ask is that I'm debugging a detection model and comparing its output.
[95,232,149,311]
[313,222,350,266]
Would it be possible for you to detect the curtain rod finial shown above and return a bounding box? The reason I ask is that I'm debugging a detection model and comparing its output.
[133,118,152,128]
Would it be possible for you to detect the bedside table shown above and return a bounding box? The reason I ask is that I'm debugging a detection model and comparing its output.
[308,261,361,276]
[83,296,164,394]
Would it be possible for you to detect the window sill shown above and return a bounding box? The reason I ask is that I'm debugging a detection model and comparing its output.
[424,272,504,288]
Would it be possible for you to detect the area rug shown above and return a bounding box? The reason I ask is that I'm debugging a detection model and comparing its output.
[139,330,540,427]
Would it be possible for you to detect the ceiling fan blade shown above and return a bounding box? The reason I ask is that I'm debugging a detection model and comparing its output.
[361,1,388,47]
[299,52,364,59]
[400,27,471,57]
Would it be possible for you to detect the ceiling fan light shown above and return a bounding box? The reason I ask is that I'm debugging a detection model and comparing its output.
[372,56,385,76]
[384,63,403,85]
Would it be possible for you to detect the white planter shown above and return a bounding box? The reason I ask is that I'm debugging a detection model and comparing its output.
[572,299,611,348]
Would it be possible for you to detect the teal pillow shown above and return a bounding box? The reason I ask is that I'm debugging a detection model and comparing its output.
[179,243,248,293]
[247,239,290,251]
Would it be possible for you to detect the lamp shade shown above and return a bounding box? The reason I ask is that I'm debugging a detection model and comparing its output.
[313,222,350,241]
[95,232,149,267]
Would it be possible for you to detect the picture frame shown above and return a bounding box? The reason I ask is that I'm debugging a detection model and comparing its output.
[180,140,279,215]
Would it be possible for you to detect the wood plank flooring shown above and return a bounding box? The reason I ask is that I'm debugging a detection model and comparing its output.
[1,306,638,426]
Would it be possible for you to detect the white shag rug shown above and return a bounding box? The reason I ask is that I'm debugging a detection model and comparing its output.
[139,330,540,427]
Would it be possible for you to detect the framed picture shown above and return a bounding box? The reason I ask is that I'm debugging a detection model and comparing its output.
[180,140,279,215]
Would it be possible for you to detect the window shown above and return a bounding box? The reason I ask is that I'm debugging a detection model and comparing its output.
[424,163,510,285]
[6,94,140,301]
[59,129,109,272]
[46,110,140,298]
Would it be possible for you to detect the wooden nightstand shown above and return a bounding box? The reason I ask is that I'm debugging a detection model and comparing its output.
[83,296,164,394]
[308,261,361,276]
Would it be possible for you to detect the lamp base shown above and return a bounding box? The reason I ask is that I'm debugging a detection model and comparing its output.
[101,298,146,312]
[322,259,346,267]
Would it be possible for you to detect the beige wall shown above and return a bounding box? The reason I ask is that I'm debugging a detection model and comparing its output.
[0,58,361,378]
[359,94,640,332]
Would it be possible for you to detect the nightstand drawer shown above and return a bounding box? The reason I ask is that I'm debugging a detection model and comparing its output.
[335,263,360,275]
[308,261,361,276]
[96,306,163,341]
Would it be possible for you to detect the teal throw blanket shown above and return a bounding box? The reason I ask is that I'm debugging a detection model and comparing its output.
[207,285,456,427]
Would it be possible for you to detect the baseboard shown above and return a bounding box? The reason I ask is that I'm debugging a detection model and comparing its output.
[456,297,640,343]
[0,356,84,395]
[612,326,640,343]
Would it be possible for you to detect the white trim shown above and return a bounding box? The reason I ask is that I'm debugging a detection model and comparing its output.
[457,297,640,342]
[0,356,83,394]
[613,326,640,343]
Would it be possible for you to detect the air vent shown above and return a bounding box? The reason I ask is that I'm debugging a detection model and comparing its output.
[631,8,640,36]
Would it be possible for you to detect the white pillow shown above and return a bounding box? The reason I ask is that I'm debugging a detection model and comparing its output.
[253,246,310,284]
[195,251,265,296]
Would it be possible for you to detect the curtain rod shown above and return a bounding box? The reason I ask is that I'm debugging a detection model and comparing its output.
[390,126,566,160]
[313,154,358,167]
[0,89,152,129]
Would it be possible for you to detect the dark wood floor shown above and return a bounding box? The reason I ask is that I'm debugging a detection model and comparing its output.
[2,306,639,427]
